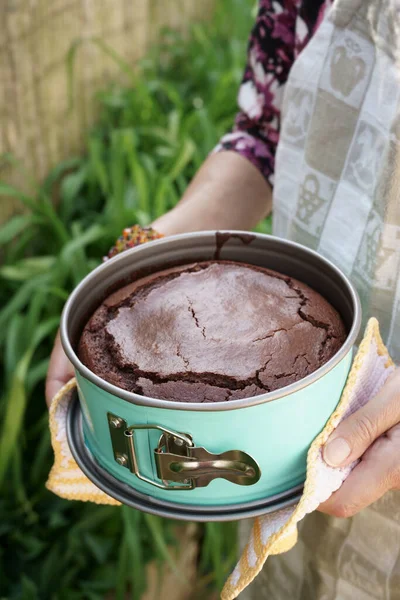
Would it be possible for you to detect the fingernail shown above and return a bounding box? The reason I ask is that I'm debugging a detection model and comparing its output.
[323,437,351,467]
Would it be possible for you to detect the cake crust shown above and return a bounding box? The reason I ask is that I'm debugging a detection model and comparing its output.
[78,261,347,403]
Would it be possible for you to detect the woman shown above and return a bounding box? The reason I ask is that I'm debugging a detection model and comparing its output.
[47,1,400,597]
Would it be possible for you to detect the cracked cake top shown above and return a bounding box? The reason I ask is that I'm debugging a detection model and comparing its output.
[78,261,347,403]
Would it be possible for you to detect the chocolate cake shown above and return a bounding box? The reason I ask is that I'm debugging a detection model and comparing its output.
[78,261,346,403]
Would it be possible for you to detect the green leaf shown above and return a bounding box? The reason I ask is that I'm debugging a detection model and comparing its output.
[46,286,70,301]
[12,446,35,516]
[3,226,37,263]
[167,137,195,181]
[39,541,63,594]
[152,175,170,218]
[143,514,185,583]
[26,359,50,392]
[58,223,104,269]
[88,136,109,196]
[36,194,70,245]
[29,426,51,487]
[122,507,146,599]
[148,81,184,112]
[42,157,83,196]
[0,214,42,246]
[4,314,25,381]
[20,575,40,600]
[66,37,136,111]
[0,256,55,282]
[0,182,36,209]
[0,351,32,486]
[60,166,88,220]
[254,215,273,234]
[89,37,136,82]
[0,152,38,190]
[84,532,112,565]
[31,317,60,350]
[123,131,150,215]
[167,109,182,143]
[115,537,129,600]
[109,130,127,216]
[0,276,48,341]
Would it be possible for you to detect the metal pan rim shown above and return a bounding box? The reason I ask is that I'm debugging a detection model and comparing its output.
[61,230,361,412]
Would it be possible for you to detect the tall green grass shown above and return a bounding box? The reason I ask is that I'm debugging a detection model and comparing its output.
[0,0,262,597]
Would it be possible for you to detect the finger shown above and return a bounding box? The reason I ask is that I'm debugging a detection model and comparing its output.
[323,368,400,468]
[319,423,400,518]
[45,331,74,407]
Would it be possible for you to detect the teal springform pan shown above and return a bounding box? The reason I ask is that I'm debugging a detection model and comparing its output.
[61,231,361,521]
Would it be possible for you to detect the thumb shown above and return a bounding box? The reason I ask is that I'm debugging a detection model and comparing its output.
[323,369,400,468]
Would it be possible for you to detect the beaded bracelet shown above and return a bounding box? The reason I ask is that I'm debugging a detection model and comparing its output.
[104,225,164,261]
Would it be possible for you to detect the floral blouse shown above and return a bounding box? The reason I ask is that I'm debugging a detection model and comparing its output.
[216,0,333,185]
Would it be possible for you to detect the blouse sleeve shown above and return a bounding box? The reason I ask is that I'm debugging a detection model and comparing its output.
[214,1,301,187]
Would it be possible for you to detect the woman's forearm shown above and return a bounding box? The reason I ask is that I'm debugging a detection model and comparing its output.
[151,151,272,236]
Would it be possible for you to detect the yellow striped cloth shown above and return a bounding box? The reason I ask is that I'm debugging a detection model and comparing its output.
[46,318,393,599]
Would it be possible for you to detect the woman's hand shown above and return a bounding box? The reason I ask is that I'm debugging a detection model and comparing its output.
[45,331,74,407]
[319,368,400,517]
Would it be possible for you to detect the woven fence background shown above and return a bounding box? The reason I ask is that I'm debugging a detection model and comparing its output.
[0,0,215,223]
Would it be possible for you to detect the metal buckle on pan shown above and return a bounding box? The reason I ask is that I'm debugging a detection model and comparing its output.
[107,413,261,491]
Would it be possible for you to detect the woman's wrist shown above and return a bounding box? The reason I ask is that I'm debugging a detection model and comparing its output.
[152,151,272,236]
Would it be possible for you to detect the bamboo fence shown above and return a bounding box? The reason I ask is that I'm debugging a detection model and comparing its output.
[0,0,214,223]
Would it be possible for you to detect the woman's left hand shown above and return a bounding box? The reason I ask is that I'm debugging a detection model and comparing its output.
[318,368,400,517]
